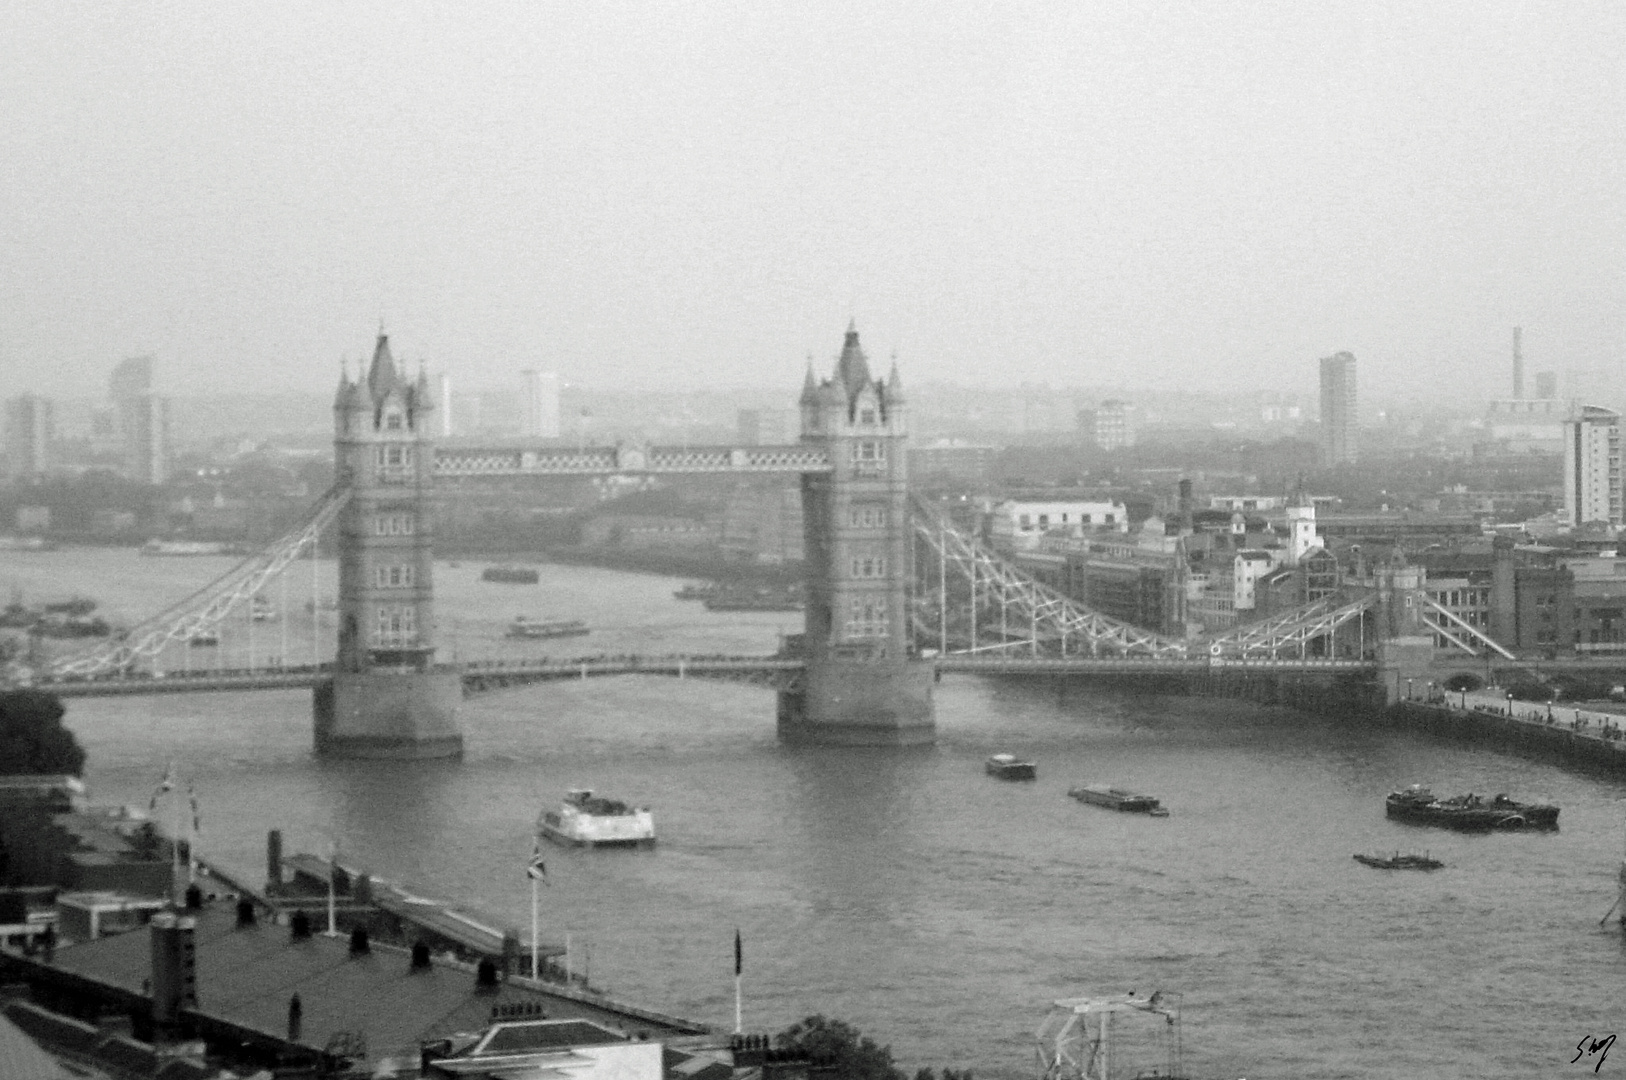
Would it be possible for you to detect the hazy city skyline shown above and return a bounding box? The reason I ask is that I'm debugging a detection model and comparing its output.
[4,4,1623,401]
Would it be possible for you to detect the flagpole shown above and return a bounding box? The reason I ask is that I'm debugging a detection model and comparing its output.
[734,929,742,1034]
[565,933,571,987]
[186,785,198,885]
[169,762,181,903]
[530,873,540,980]
[326,838,337,936]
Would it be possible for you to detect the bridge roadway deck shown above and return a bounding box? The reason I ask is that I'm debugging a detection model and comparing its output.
[29,652,1381,697]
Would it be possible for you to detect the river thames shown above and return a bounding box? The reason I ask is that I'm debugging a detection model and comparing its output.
[7,547,1626,1078]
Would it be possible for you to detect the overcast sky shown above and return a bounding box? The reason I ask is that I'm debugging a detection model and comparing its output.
[3,3,1623,402]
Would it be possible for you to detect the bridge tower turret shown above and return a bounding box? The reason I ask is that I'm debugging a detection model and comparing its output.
[778,323,934,744]
[316,332,463,758]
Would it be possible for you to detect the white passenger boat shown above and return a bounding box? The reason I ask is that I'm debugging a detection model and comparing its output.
[538,790,655,848]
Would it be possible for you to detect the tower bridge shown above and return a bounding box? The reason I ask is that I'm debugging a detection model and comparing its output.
[29,325,1523,757]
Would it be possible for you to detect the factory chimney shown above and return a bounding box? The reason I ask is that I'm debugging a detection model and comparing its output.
[1512,327,1524,399]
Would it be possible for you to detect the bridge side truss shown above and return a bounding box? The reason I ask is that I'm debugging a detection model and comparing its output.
[911,502,1190,659]
[51,484,352,679]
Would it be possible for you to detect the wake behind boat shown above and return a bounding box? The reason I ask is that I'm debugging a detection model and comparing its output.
[538,790,655,848]
[1068,785,1169,816]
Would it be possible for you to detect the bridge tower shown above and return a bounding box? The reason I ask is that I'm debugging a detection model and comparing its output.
[778,323,934,745]
[316,333,463,758]
[1373,552,1434,705]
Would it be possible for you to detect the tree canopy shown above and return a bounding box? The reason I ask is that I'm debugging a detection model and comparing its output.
[0,689,85,775]
[774,1015,972,1080]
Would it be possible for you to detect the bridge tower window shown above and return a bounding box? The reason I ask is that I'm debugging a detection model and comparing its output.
[373,513,416,536]
[375,605,417,643]
[852,441,885,465]
[851,555,887,578]
[844,598,888,638]
[847,505,888,528]
[375,565,415,588]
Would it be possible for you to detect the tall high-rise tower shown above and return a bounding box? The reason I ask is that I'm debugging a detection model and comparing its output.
[4,395,55,480]
[109,356,168,484]
[779,323,933,745]
[520,371,561,438]
[319,333,462,758]
[1563,405,1622,528]
[1318,352,1358,467]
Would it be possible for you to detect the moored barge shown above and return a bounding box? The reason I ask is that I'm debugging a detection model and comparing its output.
[1385,785,1558,831]
[1068,785,1169,816]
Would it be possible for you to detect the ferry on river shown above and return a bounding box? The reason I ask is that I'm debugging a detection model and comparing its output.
[538,790,655,848]
[1068,785,1169,816]
[505,616,590,640]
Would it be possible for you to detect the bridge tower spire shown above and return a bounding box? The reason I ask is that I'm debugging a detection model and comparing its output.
[316,332,463,758]
[779,324,934,744]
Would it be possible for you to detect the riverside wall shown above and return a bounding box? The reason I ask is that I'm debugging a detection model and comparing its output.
[1029,669,1626,776]
[1386,698,1626,777]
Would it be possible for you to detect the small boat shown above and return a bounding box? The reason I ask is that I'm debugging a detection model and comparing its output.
[250,596,276,622]
[1068,784,1169,816]
[538,790,655,848]
[482,565,540,584]
[505,616,590,640]
[188,630,220,646]
[1353,852,1444,871]
[1385,785,1559,831]
[673,582,719,601]
[985,753,1037,780]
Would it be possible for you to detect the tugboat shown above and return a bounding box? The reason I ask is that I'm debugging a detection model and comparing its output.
[985,753,1037,780]
[1385,785,1559,831]
[1068,785,1169,816]
[673,582,719,601]
[538,790,655,848]
[505,616,590,640]
[482,565,540,584]
[1353,851,1444,871]
[250,596,276,622]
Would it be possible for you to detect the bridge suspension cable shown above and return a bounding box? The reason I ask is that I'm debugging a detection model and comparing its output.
[910,499,1190,658]
[51,483,352,679]
[1198,593,1375,658]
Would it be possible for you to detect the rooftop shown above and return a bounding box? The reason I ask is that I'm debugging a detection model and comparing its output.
[42,901,707,1063]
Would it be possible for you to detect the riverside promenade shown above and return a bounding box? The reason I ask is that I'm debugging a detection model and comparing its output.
[1390,686,1626,775]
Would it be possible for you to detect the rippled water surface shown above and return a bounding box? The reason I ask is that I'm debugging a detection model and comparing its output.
[10,549,1626,1079]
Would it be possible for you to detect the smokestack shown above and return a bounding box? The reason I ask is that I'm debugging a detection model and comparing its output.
[149,913,198,1026]
[1512,326,1524,399]
[266,830,283,893]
